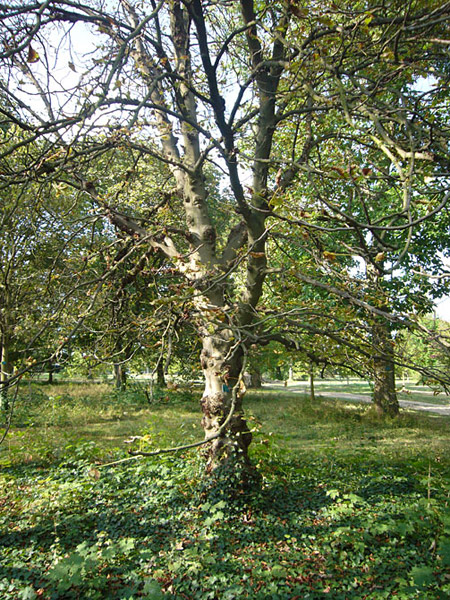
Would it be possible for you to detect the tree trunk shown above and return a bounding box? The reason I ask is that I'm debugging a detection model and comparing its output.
[114,363,127,390]
[248,367,262,388]
[288,365,294,382]
[199,335,256,484]
[119,0,275,484]
[0,337,10,411]
[367,263,399,417]
[156,359,166,388]
[309,362,316,402]
[372,319,399,416]
[48,359,54,384]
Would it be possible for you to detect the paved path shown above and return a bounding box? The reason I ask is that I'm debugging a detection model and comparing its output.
[263,384,450,416]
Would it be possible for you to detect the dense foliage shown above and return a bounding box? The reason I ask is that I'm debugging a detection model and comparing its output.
[1,386,449,599]
[0,2,449,594]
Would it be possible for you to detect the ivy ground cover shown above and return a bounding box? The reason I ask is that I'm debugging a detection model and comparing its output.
[0,386,449,599]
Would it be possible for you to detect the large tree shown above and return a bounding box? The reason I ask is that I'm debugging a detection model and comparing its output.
[0,130,83,404]
[256,0,450,412]
[1,0,450,477]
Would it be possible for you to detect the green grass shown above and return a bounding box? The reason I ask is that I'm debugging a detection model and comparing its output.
[1,383,449,599]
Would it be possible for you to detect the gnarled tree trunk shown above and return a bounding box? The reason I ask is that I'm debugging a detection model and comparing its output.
[107,0,283,482]
[199,333,254,480]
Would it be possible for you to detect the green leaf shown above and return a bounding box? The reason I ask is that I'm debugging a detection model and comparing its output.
[142,579,165,599]
[271,564,288,579]
[409,565,434,587]
[18,587,37,600]
[326,489,340,499]
[438,537,450,566]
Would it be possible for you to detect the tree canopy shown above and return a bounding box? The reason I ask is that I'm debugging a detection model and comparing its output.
[1,0,450,477]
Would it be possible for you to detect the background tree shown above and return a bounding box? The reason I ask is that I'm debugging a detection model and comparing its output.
[0,132,85,405]
[261,0,450,411]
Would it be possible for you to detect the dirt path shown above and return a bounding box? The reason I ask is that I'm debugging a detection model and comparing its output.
[262,384,450,416]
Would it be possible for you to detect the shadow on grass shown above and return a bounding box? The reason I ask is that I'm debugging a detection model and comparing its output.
[1,445,447,600]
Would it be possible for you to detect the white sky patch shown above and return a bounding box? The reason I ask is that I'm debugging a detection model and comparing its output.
[435,296,450,322]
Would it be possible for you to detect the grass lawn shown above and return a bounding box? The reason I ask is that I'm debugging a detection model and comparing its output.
[276,380,450,406]
[1,382,449,599]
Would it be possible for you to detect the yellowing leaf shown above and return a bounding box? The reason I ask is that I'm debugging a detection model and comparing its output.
[27,45,40,63]
[323,251,337,262]
[375,252,385,262]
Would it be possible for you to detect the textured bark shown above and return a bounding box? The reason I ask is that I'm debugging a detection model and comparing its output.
[367,264,399,417]
[372,320,399,417]
[199,335,253,476]
[117,0,281,479]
